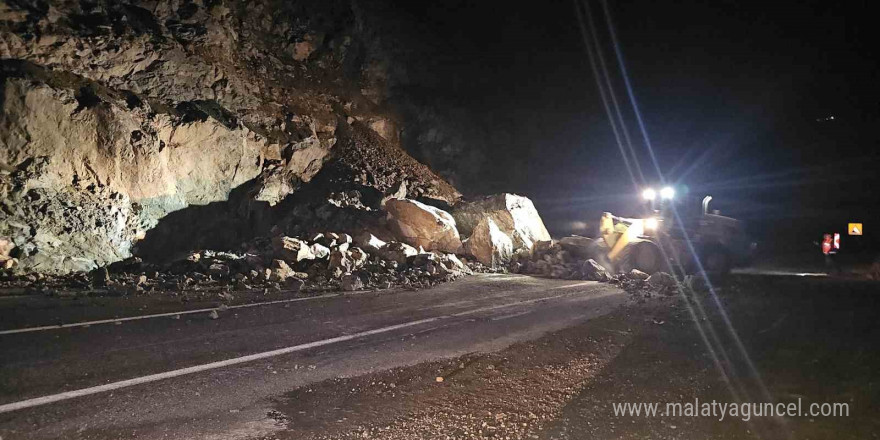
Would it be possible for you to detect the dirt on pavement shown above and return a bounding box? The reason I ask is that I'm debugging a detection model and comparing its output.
[252,274,880,440]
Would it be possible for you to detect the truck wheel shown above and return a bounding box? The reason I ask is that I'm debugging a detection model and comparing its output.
[701,248,731,275]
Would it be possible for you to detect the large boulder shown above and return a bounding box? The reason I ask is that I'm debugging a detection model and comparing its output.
[309,243,331,259]
[384,199,463,253]
[558,236,595,259]
[452,194,550,252]
[464,217,514,266]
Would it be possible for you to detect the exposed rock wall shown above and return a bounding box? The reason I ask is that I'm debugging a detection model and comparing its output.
[0,0,457,274]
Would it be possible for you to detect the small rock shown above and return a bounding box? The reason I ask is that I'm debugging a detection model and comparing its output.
[270,260,296,283]
[376,241,418,264]
[329,250,353,272]
[340,273,364,291]
[581,259,611,281]
[272,236,315,263]
[349,247,368,268]
[646,272,676,289]
[354,231,387,253]
[208,263,229,278]
[285,277,305,292]
[628,269,650,280]
[310,243,331,259]
[90,267,110,287]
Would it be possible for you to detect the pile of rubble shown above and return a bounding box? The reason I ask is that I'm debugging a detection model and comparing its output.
[509,235,685,297]
[0,189,549,296]
[2,182,676,298]
[0,230,474,297]
[509,237,620,281]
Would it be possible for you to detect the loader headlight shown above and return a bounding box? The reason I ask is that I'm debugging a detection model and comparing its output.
[660,186,675,200]
[644,217,659,230]
[642,188,657,201]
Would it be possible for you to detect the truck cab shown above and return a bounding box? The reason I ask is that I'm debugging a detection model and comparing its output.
[656,194,756,274]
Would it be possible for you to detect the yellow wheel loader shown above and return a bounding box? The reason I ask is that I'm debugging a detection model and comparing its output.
[585,190,755,275]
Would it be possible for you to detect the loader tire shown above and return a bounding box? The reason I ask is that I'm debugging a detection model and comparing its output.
[633,241,663,274]
[617,241,663,275]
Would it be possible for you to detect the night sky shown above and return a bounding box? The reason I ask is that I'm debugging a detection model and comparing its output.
[388,0,879,247]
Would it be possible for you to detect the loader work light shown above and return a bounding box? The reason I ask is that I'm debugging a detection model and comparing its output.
[660,186,675,200]
[642,188,657,201]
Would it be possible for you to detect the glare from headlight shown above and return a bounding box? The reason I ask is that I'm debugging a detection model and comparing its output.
[644,217,659,230]
[660,186,675,199]
[642,188,656,201]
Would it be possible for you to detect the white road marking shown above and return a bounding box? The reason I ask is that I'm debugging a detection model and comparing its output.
[0,293,340,335]
[490,310,533,321]
[731,268,828,277]
[0,283,610,414]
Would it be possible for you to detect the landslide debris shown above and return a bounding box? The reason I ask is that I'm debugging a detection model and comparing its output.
[0,230,475,298]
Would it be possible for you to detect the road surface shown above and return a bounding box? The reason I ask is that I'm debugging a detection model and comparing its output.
[0,274,625,440]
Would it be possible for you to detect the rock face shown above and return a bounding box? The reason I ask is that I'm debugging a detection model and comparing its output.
[453,194,550,252]
[464,218,513,266]
[0,0,462,274]
[384,199,462,254]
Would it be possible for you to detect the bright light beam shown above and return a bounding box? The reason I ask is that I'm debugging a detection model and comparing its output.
[572,0,640,192]
[599,1,782,436]
[580,0,646,185]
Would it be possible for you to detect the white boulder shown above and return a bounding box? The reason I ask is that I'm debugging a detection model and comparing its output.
[453,194,550,252]
[384,199,462,253]
[464,217,514,266]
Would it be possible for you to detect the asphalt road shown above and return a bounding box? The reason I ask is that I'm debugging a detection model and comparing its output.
[0,274,625,440]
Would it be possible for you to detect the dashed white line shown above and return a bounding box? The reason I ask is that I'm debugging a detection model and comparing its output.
[0,293,340,335]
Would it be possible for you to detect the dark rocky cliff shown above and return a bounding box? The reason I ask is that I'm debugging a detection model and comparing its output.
[0,0,463,273]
